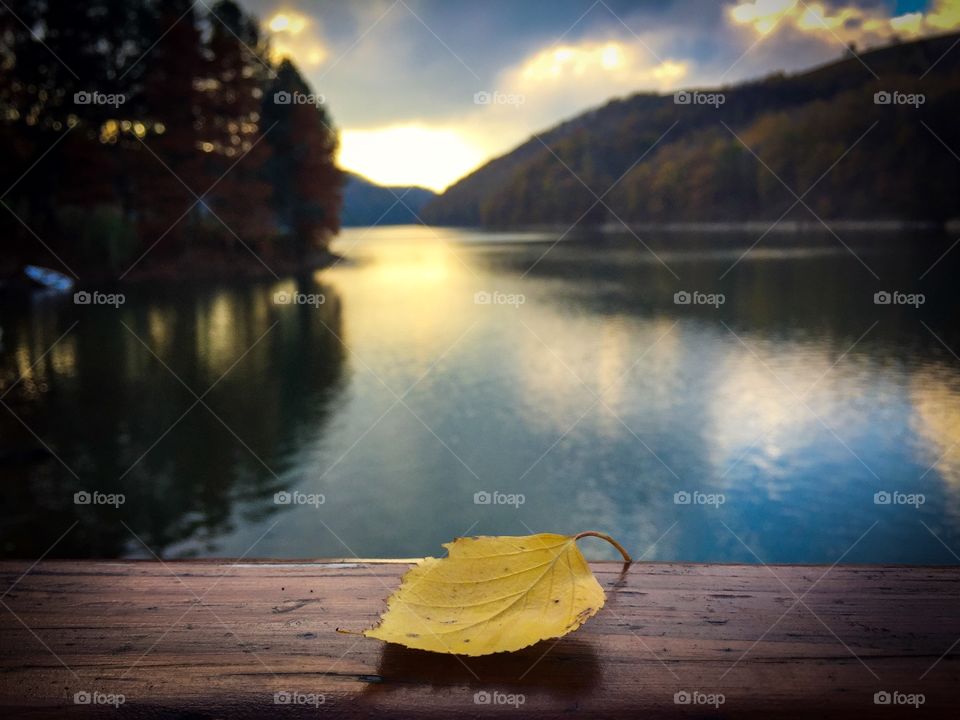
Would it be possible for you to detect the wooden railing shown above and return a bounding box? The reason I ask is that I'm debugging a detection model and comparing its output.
[0,560,957,717]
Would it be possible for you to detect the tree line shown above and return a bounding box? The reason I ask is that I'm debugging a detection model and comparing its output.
[0,0,342,279]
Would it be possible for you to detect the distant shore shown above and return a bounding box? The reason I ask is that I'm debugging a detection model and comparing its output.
[420,218,956,234]
[608,219,953,234]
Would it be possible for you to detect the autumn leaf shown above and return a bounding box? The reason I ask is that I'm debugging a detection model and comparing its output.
[363,531,631,656]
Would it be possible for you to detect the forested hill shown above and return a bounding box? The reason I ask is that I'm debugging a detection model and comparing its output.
[423,32,960,228]
[341,174,436,226]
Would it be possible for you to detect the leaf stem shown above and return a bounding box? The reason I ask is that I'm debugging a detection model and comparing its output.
[573,531,633,563]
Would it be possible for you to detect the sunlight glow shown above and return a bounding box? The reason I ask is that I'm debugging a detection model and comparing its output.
[517,41,686,87]
[338,125,488,192]
[730,0,795,34]
[928,0,960,29]
[265,11,326,66]
[268,12,308,35]
[325,229,469,357]
[889,12,925,35]
[911,366,960,492]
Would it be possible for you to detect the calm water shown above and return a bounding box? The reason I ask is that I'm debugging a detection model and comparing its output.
[2,226,959,563]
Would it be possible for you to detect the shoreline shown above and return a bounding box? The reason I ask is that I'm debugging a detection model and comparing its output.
[115,249,345,285]
[2,250,346,292]
[415,218,956,234]
[7,218,957,289]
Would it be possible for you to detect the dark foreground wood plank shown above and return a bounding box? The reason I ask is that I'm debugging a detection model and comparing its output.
[0,561,958,718]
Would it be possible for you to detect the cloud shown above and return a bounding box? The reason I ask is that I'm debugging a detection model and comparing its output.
[424,36,693,183]
[728,0,960,45]
[240,0,960,190]
[499,39,689,115]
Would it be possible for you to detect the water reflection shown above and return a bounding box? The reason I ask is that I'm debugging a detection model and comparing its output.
[911,366,960,514]
[1,227,959,562]
[0,281,346,557]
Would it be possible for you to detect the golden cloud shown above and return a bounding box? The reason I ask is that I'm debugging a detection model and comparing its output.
[729,0,960,43]
[510,40,688,90]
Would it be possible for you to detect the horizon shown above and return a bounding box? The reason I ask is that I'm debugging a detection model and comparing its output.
[239,0,960,191]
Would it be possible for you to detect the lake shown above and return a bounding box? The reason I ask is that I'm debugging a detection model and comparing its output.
[1,226,959,563]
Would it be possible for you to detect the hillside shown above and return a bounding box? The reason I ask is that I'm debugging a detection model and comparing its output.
[341,173,437,226]
[423,33,960,227]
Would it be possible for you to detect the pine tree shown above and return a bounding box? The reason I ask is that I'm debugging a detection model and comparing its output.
[262,59,342,261]
[201,0,274,254]
[137,0,205,257]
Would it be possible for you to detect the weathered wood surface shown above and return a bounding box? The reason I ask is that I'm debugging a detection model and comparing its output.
[0,560,958,718]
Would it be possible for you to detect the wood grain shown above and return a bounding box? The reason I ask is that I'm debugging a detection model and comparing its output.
[0,561,958,717]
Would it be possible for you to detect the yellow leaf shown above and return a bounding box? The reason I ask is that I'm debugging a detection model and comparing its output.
[363,531,630,656]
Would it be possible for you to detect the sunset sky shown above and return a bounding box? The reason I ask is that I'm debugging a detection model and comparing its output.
[237,0,960,191]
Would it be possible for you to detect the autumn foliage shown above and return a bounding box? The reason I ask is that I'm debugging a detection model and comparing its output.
[0,0,342,278]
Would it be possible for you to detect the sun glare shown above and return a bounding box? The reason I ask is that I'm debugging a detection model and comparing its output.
[268,12,308,35]
[338,125,488,192]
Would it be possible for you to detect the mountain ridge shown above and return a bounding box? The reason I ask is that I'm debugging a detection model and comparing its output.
[423,32,960,228]
[341,172,437,226]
